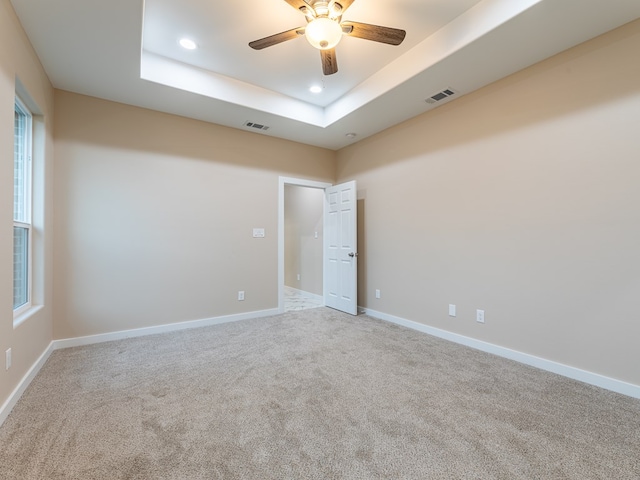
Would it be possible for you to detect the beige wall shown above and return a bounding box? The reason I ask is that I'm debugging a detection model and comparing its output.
[53,91,335,339]
[0,0,55,410]
[284,185,324,295]
[337,19,640,386]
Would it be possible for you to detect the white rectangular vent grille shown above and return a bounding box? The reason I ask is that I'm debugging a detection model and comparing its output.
[244,121,270,131]
[425,88,457,104]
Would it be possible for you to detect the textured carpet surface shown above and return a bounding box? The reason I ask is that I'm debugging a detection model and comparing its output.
[0,308,639,479]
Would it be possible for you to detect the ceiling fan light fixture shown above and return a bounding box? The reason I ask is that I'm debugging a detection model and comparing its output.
[305,18,342,50]
[314,1,330,17]
[300,6,315,19]
[249,0,407,75]
[329,2,343,18]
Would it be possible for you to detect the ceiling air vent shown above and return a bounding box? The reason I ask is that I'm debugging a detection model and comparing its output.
[243,121,270,131]
[425,88,457,105]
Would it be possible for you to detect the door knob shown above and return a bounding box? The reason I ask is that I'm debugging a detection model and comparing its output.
[348,252,358,257]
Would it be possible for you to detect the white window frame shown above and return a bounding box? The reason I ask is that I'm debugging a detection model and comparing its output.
[13,95,33,318]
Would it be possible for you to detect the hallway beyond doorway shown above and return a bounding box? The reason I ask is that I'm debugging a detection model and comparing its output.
[284,286,323,312]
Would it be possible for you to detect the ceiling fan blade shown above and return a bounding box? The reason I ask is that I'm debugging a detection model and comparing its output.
[342,21,406,45]
[321,48,338,75]
[249,27,305,50]
[282,0,312,11]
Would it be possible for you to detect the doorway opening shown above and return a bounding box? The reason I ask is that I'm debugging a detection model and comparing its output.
[278,177,331,313]
[278,177,359,315]
[284,184,324,311]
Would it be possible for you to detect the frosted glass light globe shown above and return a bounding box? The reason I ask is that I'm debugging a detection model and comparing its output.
[305,18,342,50]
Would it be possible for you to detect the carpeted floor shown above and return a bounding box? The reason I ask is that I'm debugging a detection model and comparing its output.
[0,308,639,479]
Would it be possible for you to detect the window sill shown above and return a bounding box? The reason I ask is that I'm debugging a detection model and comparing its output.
[14,304,44,329]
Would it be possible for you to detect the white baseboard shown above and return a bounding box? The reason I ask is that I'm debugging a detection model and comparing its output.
[0,341,54,427]
[53,308,280,350]
[0,308,279,427]
[4,305,637,429]
[362,307,640,400]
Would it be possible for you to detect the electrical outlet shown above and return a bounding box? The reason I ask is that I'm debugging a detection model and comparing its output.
[238,291,245,301]
[5,348,11,371]
[476,309,485,323]
[375,289,381,299]
[449,304,456,317]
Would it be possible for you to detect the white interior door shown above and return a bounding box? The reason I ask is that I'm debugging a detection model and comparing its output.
[324,180,358,315]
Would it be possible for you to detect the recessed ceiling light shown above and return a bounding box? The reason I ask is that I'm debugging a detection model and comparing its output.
[345,133,357,138]
[309,85,323,93]
[179,38,197,50]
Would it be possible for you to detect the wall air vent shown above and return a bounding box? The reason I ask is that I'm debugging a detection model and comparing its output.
[243,121,270,131]
[425,88,457,105]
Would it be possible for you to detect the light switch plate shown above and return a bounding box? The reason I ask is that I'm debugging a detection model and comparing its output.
[252,228,265,238]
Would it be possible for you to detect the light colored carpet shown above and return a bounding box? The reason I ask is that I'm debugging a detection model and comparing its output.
[0,308,638,479]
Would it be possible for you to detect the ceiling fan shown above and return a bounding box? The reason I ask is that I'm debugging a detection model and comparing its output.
[249,0,406,75]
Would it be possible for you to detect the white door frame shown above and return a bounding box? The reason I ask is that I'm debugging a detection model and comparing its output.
[278,176,332,314]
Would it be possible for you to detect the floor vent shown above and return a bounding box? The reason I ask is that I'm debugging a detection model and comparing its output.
[243,121,270,131]
[425,88,457,105]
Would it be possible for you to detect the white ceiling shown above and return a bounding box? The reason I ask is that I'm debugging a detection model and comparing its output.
[10,0,640,150]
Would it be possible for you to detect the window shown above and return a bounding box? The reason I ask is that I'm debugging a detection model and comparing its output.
[14,96,33,314]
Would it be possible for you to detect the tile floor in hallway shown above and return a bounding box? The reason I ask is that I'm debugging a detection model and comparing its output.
[284,286,324,312]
